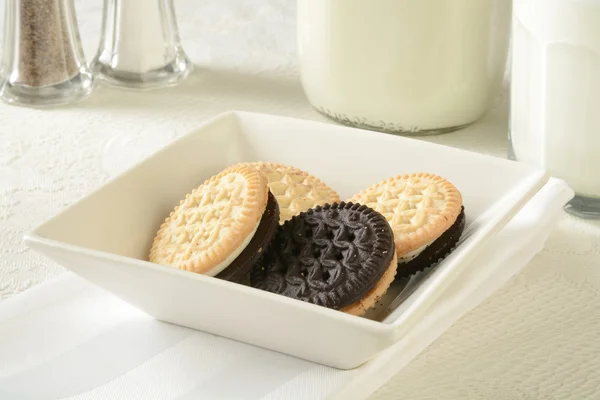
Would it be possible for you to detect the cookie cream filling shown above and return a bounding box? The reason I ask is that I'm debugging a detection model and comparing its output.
[205,219,261,277]
[398,240,434,263]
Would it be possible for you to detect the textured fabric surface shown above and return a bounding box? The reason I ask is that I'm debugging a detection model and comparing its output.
[0,1,599,399]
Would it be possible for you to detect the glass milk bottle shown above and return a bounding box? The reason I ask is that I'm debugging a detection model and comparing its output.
[298,0,512,135]
[510,0,600,218]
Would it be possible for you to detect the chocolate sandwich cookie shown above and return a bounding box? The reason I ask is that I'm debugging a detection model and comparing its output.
[149,165,278,283]
[250,202,398,316]
[350,173,465,278]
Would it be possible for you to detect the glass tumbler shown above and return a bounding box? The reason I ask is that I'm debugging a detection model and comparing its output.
[510,0,600,218]
[0,0,94,107]
[91,0,192,90]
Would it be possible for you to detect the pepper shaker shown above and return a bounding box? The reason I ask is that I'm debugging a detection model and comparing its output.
[0,0,94,107]
[91,0,192,90]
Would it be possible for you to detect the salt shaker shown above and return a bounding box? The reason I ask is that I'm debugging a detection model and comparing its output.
[91,0,192,90]
[0,0,94,107]
[510,0,600,218]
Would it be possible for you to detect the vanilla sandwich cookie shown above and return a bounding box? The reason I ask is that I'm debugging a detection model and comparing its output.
[237,162,340,224]
[149,165,279,282]
[350,173,465,278]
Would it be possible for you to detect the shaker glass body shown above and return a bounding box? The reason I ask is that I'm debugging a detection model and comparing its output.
[298,0,512,135]
[510,0,600,218]
[0,0,94,107]
[92,0,192,90]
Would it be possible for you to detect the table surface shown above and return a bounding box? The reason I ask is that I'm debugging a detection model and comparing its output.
[1,1,600,399]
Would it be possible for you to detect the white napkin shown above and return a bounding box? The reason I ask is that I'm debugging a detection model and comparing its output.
[0,178,573,400]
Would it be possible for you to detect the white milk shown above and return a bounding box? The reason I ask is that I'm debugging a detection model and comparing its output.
[297,0,511,134]
[511,0,600,199]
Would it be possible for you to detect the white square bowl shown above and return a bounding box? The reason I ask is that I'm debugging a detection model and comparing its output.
[25,111,548,370]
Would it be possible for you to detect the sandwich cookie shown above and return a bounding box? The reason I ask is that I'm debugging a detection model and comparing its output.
[149,165,279,282]
[238,162,340,224]
[250,202,397,316]
[350,173,464,278]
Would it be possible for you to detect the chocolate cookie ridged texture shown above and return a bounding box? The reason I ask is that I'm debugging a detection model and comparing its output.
[250,202,395,310]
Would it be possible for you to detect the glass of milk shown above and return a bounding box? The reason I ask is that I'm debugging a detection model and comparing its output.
[298,0,512,135]
[510,0,600,218]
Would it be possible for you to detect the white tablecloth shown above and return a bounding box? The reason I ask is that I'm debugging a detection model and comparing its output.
[1,1,599,399]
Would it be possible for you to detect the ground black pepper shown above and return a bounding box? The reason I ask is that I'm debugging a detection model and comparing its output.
[13,0,79,87]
